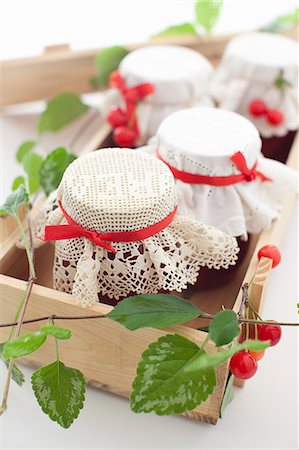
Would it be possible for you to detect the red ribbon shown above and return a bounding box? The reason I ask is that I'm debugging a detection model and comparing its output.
[39,201,178,254]
[109,70,155,137]
[157,151,272,186]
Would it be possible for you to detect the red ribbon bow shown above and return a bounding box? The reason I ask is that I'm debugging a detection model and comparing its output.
[157,151,272,186]
[108,70,155,141]
[39,201,178,253]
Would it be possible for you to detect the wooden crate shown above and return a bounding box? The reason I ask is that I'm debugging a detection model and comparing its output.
[1,26,298,107]
[0,129,297,424]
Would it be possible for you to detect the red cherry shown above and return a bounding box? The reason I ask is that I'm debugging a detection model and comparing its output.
[248,349,265,361]
[113,126,137,147]
[107,107,127,127]
[248,99,267,117]
[257,321,282,347]
[266,109,284,125]
[258,245,281,268]
[230,351,257,380]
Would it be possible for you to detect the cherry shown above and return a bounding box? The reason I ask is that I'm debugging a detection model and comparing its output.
[107,107,127,127]
[258,245,281,268]
[230,351,257,380]
[257,321,282,347]
[248,99,267,117]
[113,126,137,147]
[248,349,265,361]
[266,109,284,125]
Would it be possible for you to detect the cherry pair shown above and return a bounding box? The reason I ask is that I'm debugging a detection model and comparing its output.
[230,321,282,380]
[248,99,284,126]
[107,107,137,147]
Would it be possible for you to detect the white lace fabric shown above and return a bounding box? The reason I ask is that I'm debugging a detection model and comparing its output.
[143,107,298,239]
[31,148,239,306]
[103,45,214,142]
[209,32,298,137]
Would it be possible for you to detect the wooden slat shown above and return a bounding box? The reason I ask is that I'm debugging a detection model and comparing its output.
[2,26,297,107]
[0,274,227,424]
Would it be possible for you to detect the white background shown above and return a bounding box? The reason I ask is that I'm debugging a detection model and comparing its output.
[1,0,298,449]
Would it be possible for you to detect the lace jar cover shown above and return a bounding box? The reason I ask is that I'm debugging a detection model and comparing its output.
[209,32,298,138]
[143,107,297,240]
[104,45,214,143]
[32,148,239,307]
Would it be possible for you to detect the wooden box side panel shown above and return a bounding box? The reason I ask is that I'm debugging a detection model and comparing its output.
[0,275,227,424]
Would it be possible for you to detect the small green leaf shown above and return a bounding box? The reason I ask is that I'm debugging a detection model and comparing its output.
[131,334,216,415]
[16,140,37,163]
[209,310,240,346]
[0,343,25,387]
[2,332,46,360]
[0,184,29,216]
[195,0,223,33]
[22,152,43,194]
[31,360,85,428]
[94,46,129,87]
[220,372,234,418]
[184,339,269,374]
[261,8,299,32]
[40,325,72,340]
[38,93,89,134]
[152,23,197,38]
[39,147,76,195]
[12,176,26,191]
[107,294,202,330]
[2,326,72,360]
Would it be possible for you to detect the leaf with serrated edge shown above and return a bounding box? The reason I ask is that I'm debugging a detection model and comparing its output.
[195,0,223,33]
[107,294,202,330]
[31,361,85,428]
[40,325,71,340]
[38,93,89,134]
[0,184,29,216]
[39,147,76,196]
[209,310,240,346]
[131,334,216,415]
[184,339,269,374]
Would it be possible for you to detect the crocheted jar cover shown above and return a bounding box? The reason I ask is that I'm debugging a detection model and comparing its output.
[32,148,239,306]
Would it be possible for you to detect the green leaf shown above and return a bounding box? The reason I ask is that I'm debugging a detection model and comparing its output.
[209,310,240,346]
[184,339,269,374]
[0,343,25,387]
[22,152,43,194]
[261,8,299,32]
[39,147,76,196]
[2,326,72,360]
[107,294,202,330]
[131,334,216,415]
[94,46,129,87]
[40,325,72,340]
[152,23,197,38]
[31,360,85,428]
[38,93,89,134]
[16,140,37,163]
[220,372,234,418]
[0,184,29,216]
[12,176,26,191]
[195,0,223,33]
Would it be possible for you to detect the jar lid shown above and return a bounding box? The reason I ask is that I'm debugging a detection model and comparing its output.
[58,148,177,233]
[119,45,213,105]
[221,32,298,82]
[156,107,262,176]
